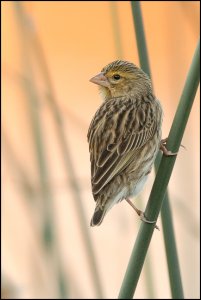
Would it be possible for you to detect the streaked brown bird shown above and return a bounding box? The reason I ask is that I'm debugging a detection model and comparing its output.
[88,60,167,227]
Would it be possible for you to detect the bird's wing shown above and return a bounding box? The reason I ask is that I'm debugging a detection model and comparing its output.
[87,96,160,197]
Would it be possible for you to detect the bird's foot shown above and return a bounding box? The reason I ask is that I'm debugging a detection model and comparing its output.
[126,198,159,230]
[139,211,160,230]
[160,138,177,156]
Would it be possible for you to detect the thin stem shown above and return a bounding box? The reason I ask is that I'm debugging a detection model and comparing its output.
[162,194,184,297]
[130,1,151,77]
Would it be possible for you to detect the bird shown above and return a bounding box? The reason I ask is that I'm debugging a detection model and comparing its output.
[88,60,171,227]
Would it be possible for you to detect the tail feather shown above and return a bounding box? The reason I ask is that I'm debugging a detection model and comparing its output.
[90,207,106,227]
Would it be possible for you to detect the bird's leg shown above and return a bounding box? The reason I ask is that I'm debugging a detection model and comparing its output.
[160,138,178,156]
[125,198,159,230]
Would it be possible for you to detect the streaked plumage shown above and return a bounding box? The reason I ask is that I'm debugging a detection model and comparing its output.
[88,60,163,226]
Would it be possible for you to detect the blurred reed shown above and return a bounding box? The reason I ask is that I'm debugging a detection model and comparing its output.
[13,2,68,298]
[13,1,104,298]
[118,2,199,299]
[109,1,124,59]
[3,131,36,203]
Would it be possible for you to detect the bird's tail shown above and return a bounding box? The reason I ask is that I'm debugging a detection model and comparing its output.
[90,206,107,227]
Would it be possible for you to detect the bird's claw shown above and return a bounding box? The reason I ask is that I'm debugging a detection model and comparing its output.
[139,212,160,230]
[126,198,159,230]
[160,138,177,156]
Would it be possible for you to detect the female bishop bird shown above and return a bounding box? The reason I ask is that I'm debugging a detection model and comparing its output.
[88,60,172,227]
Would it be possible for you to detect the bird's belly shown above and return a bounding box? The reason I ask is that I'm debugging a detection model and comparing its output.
[130,174,148,197]
[107,174,148,210]
[107,186,129,211]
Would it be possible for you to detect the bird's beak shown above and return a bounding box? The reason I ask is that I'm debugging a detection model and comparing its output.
[89,72,110,88]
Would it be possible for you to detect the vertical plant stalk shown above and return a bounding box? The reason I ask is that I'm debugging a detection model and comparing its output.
[130,1,151,76]
[161,194,183,297]
[155,154,185,299]
[13,2,68,298]
[23,8,104,299]
[13,1,54,250]
[130,1,184,298]
[118,17,199,300]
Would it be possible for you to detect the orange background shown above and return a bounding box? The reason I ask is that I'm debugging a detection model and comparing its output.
[2,1,200,299]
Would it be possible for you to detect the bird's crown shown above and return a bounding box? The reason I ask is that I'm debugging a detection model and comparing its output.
[101,60,140,75]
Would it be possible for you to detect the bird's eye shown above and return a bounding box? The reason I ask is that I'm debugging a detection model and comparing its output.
[113,74,121,80]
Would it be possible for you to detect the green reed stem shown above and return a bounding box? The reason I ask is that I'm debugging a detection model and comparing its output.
[130,1,151,77]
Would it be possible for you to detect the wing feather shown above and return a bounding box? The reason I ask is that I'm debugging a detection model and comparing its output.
[88,96,161,199]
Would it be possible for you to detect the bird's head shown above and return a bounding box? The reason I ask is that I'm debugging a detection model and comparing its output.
[90,60,152,100]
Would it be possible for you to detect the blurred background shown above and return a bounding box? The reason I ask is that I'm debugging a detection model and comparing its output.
[2,1,200,299]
